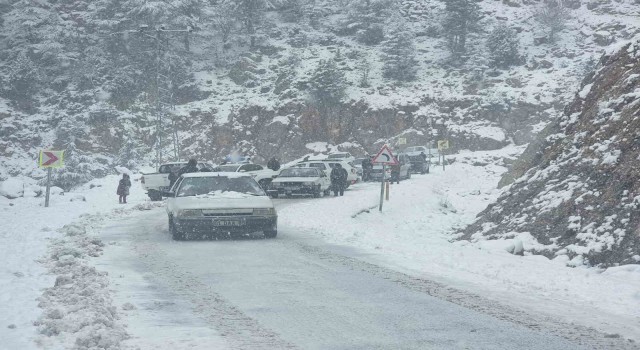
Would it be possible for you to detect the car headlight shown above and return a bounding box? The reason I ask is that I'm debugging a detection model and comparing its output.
[178,209,203,217]
[253,208,276,215]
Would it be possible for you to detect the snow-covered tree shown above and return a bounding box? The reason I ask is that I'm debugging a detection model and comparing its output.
[345,0,397,45]
[535,0,570,43]
[382,21,418,82]
[441,0,482,59]
[486,25,520,69]
[308,58,347,108]
[227,0,268,48]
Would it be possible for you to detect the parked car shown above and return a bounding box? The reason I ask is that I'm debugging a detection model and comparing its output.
[141,161,211,201]
[370,154,411,181]
[292,159,359,186]
[353,157,366,179]
[268,167,331,198]
[164,172,277,240]
[212,163,278,189]
[326,152,355,162]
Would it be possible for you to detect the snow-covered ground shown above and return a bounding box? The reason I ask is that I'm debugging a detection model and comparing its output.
[2,148,639,348]
[0,173,150,350]
[278,147,640,342]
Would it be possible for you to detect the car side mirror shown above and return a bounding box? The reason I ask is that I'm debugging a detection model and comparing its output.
[162,191,175,197]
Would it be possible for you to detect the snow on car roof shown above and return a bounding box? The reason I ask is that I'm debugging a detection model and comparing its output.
[181,172,252,178]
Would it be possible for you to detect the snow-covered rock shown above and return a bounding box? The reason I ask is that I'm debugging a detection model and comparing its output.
[0,178,24,199]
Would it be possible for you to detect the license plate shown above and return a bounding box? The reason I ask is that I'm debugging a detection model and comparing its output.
[213,219,245,227]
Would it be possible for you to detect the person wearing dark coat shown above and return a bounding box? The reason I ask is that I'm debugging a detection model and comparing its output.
[168,170,179,188]
[362,156,373,182]
[177,159,199,178]
[330,164,347,196]
[390,157,401,184]
[267,157,281,171]
[117,174,131,204]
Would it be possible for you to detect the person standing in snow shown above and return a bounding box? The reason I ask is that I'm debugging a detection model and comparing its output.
[362,156,373,182]
[330,164,347,196]
[267,157,281,171]
[117,174,131,204]
[390,157,401,184]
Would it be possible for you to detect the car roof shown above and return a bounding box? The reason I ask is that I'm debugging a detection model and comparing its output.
[301,159,350,163]
[181,172,251,178]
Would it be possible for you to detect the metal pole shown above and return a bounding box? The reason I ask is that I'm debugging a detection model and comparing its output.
[45,168,52,207]
[379,165,385,212]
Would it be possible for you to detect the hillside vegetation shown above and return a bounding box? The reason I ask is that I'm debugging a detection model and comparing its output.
[1,0,639,189]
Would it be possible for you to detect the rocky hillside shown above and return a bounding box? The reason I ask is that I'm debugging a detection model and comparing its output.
[461,40,640,267]
[1,0,640,189]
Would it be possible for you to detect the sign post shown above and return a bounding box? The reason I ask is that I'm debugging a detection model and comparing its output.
[38,150,65,207]
[372,145,398,212]
[437,140,449,171]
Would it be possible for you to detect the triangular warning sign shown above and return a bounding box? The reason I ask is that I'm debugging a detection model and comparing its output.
[372,145,398,165]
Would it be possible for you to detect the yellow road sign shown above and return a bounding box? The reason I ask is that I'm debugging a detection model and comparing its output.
[437,140,449,151]
[39,150,65,168]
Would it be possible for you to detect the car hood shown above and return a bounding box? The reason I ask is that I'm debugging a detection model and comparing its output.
[272,177,320,183]
[173,195,274,210]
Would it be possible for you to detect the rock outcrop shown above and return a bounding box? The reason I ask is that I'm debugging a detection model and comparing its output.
[461,41,640,267]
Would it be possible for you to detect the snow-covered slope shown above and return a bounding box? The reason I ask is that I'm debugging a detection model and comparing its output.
[1,0,640,187]
[461,40,640,267]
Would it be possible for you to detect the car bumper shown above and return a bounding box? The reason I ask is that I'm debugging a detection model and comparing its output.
[175,215,277,234]
[268,185,317,195]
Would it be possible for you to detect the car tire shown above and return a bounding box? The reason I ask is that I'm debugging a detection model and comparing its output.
[313,185,322,198]
[169,216,186,241]
[264,230,277,238]
[148,190,162,201]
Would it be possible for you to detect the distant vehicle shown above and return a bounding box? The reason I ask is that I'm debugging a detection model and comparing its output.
[292,159,359,186]
[400,153,431,174]
[268,167,331,198]
[211,163,278,189]
[141,162,212,201]
[164,173,277,240]
[326,152,355,162]
[370,154,411,181]
[353,157,366,179]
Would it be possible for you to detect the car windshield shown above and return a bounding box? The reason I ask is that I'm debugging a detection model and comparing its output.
[213,165,241,172]
[279,168,320,177]
[176,177,264,197]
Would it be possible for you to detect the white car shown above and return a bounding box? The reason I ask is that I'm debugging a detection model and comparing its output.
[165,173,277,240]
[212,163,279,189]
[293,160,359,186]
[268,167,331,198]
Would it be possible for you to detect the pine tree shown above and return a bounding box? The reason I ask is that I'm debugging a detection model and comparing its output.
[226,0,268,48]
[382,21,418,82]
[486,25,520,69]
[441,0,482,59]
[345,0,397,45]
[309,58,347,108]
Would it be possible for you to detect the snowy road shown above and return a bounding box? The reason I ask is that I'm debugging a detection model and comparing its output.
[93,202,614,350]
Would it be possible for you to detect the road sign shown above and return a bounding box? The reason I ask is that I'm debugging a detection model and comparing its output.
[372,145,398,165]
[39,150,64,168]
[397,137,407,145]
[437,140,449,151]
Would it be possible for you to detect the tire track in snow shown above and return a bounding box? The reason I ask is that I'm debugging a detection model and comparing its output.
[127,221,298,350]
[291,241,638,350]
